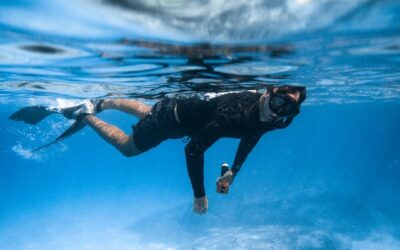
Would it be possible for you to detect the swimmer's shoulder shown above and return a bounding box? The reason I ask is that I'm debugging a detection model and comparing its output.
[205,89,261,100]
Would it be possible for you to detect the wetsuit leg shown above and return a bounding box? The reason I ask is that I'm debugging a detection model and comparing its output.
[133,97,185,152]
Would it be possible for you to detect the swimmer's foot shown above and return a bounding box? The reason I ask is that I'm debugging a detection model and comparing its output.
[91,99,104,114]
[62,99,104,120]
[62,101,95,120]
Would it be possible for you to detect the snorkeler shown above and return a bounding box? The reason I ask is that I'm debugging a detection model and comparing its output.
[10,85,306,214]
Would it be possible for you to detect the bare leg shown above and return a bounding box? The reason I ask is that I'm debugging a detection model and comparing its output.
[77,98,151,156]
[100,99,152,119]
[83,115,141,157]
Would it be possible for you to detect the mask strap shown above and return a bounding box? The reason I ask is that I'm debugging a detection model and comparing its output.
[260,94,278,123]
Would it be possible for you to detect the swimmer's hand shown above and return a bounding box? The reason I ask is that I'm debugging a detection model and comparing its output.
[193,196,208,215]
[216,169,235,194]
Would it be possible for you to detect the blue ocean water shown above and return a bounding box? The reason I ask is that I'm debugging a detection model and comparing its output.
[1,0,400,249]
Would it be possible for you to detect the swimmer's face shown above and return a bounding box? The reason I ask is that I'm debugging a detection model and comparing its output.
[286,91,300,102]
[265,85,306,117]
[270,86,306,105]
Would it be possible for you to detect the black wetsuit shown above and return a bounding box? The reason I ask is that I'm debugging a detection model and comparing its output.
[133,92,293,198]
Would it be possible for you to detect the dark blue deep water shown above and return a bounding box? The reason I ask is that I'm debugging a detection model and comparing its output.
[1,0,400,249]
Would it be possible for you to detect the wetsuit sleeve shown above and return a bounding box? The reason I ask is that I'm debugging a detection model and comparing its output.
[185,121,222,198]
[231,134,262,173]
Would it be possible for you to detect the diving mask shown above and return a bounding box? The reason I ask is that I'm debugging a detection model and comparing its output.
[260,93,299,123]
[269,94,299,117]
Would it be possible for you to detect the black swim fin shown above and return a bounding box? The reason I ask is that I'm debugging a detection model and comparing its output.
[31,120,86,152]
[9,103,87,125]
[9,106,58,125]
[10,102,94,152]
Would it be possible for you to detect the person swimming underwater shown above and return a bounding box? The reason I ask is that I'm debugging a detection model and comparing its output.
[10,85,306,214]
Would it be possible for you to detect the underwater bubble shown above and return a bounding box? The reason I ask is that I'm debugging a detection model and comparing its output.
[12,143,42,161]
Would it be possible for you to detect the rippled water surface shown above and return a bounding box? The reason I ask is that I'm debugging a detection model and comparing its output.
[0,0,399,105]
[1,0,400,249]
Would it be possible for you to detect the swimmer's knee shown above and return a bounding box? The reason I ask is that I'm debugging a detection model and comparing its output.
[119,135,142,157]
[120,147,140,157]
